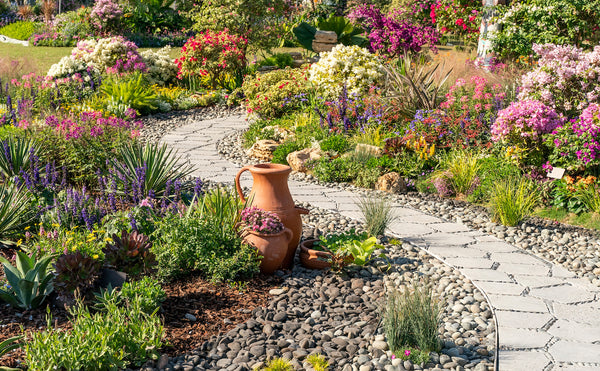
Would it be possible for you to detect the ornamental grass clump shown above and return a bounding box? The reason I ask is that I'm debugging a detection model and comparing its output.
[489,177,541,227]
[357,195,398,237]
[432,150,481,198]
[383,280,442,356]
[239,207,284,235]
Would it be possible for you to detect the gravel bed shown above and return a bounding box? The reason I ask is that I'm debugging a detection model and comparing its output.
[218,129,600,287]
[139,105,245,143]
[139,205,495,371]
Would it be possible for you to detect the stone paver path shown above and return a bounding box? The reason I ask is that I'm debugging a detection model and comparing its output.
[161,116,600,371]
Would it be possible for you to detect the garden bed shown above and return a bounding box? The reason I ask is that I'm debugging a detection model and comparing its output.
[0,265,279,368]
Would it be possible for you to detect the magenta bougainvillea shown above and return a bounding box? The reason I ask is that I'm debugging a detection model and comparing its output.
[348,5,438,58]
[491,100,563,148]
[546,103,600,171]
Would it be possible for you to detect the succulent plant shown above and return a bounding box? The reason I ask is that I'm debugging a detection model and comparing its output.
[0,251,55,310]
[103,230,156,278]
[53,252,102,303]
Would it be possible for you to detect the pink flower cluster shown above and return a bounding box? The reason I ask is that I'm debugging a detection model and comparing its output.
[549,103,600,168]
[90,0,122,31]
[441,76,506,123]
[491,100,563,143]
[519,43,600,117]
[45,110,142,141]
[240,206,284,235]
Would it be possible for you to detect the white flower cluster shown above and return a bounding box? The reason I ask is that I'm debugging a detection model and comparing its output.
[309,44,383,99]
[140,46,178,86]
[47,56,89,78]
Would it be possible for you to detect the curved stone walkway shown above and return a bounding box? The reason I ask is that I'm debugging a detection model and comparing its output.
[160,115,600,371]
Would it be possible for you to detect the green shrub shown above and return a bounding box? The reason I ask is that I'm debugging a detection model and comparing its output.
[489,177,541,226]
[271,141,301,165]
[468,156,521,203]
[257,53,295,69]
[243,120,270,149]
[319,135,350,154]
[354,166,381,189]
[311,156,355,183]
[241,67,311,118]
[121,277,166,314]
[152,209,259,282]
[357,195,398,237]
[24,291,164,370]
[0,21,37,40]
[576,184,600,214]
[306,354,329,371]
[383,280,442,355]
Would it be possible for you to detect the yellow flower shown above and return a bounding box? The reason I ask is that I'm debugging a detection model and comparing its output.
[105,237,113,243]
[66,237,73,243]
[24,226,30,230]
[16,239,22,246]
[52,223,60,228]
[92,254,99,259]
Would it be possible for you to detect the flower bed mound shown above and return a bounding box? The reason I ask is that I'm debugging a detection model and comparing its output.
[0,260,280,368]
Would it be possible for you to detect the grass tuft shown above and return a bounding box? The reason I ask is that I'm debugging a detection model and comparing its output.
[489,177,540,226]
[357,195,398,237]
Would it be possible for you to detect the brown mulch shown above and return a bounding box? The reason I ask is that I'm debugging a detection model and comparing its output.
[0,250,280,369]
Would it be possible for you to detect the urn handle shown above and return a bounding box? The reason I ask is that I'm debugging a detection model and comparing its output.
[283,227,293,244]
[235,166,252,203]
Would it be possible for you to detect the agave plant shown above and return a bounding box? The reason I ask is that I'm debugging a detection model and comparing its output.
[109,141,196,199]
[99,72,158,115]
[0,137,41,179]
[383,53,452,120]
[103,230,156,278]
[0,251,55,310]
[0,183,34,247]
[53,252,102,303]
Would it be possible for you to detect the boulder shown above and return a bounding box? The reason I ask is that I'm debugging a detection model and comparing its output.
[375,172,407,194]
[286,148,322,172]
[312,41,336,53]
[246,139,280,161]
[355,143,383,157]
[314,30,338,43]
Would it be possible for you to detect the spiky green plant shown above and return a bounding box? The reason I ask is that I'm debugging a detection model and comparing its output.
[383,279,442,354]
[0,137,41,179]
[489,176,541,226]
[434,150,482,197]
[307,353,329,371]
[110,142,196,198]
[576,184,600,213]
[0,183,34,247]
[261,358,293,371]
[357,195,398,237]
[383,53,452,120]
[99,72,158,115]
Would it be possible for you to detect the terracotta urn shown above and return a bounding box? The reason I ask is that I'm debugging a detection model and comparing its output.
[242,227,293,274]
[299,239,333,270]
[235,163,309,269]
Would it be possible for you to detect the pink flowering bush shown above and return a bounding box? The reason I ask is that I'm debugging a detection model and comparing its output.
[176,30,247,89]
[429,0,481,44]
[491,100,563,164]
[348,5,438,58]
[240,207,284,235]
[546,103,600,172]
[90,0,122,34]
[39,110,141,185]
[71,37,147,75]
[441,76,507,125]
[518,43,600,118]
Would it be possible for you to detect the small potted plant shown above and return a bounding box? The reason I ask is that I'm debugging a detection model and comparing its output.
[300,230,383,270]
[238,206,293,274]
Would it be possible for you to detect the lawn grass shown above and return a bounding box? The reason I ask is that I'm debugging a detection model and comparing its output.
[534,207,600,231]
